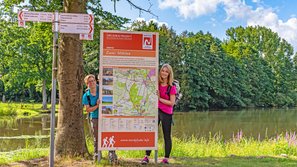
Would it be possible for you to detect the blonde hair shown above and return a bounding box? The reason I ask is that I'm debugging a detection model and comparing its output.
[159,64,174,86]
[84,74,96,85]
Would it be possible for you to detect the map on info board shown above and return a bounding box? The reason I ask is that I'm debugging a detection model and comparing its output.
[113,68,157,116]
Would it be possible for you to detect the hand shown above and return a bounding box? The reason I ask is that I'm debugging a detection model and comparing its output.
[156,90,160,99]
[96,99,100,106]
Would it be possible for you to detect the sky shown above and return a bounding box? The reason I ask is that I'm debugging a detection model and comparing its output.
[101,0,297,53]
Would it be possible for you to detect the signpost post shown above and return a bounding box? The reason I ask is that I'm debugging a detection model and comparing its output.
[18,10,94,167]
[49,11,59,167]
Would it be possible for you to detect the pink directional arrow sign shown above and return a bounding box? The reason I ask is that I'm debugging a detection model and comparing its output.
[59,13,94,24]
[18,11,25,27]
[59,23,94,34]
[18,11,24,20]
[18,11,53,22]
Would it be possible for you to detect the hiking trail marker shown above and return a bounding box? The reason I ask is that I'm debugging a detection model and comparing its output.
[18,11,94,40]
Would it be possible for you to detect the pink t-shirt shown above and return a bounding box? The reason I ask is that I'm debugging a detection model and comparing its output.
[158,84,177,115]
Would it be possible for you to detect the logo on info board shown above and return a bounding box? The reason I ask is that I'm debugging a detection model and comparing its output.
[142,34,153,50]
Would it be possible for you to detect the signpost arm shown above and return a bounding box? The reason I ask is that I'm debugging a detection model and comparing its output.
[49,10,59,167]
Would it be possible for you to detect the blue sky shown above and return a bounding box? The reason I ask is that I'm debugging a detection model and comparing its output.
[101,0,297,52]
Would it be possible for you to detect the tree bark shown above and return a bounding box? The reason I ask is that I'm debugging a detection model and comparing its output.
[42,79,47,110]
[55,0,88,157]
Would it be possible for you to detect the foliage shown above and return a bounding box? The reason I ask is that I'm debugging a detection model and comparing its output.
[0,3,53,102]
[127,21,297,109]
[83,1,130,75]
[223,26,297,107]
[0,0,129,102]
[0,2,296,109]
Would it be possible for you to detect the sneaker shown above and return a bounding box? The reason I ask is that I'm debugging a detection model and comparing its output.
[161,158,169,164]
[108,151,118,163]
[93,151,102,162]
[141,156,149,165]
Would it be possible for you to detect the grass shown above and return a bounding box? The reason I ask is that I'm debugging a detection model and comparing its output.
[0,135,50,140]
[0,137,49,165]
[2,134,297,166]
[0,148,48,165]
[100,133,297,166]
[0,102,57,117]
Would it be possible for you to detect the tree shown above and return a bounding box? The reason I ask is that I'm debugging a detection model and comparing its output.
[0,79,4,101]
[1,1,54,108]
[54,0,88,156]
[55,0,157,156]
[223,26,296,107]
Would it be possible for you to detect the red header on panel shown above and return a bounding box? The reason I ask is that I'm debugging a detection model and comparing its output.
[103,32,157,51]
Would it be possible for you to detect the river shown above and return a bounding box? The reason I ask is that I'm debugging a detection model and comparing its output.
[1,108,297,151]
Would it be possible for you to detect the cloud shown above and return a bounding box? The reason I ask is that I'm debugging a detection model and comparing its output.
[128,18,168,29]
[158,0,297,52]
[252,0,261,3]
[247,7,279,27]
[223,0,252,20]
[209,18,217,27]
[159,0,221,19]
[135,18,146,22]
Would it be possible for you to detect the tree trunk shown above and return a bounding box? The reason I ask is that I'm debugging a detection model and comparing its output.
[42,79,47,110]
[55,0,88,157]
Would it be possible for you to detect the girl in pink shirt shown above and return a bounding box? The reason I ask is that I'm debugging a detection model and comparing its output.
[141,64,176,165]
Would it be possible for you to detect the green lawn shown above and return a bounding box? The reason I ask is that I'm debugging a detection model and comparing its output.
[2,135,297,166]
[0,102,56,117]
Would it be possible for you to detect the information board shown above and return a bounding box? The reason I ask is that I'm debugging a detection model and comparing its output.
[99,30,159,151]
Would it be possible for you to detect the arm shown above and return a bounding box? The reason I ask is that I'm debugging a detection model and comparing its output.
[159,94,176,106]
[83,96,100,113]
[85,103,99,113]
[158,85,177,106]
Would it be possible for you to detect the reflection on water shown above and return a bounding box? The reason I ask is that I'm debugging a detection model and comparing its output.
[1,108,297,151]
[0,115,52,151]
[173,108,297,140]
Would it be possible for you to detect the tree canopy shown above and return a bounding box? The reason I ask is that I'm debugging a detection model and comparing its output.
[0,1,296,109]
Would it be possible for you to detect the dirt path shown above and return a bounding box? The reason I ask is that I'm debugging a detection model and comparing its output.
[3,157,178,167]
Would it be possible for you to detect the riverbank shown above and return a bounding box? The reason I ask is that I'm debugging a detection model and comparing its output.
[0,102,55,117]
[2,136,297,166]
[2,103,297,166]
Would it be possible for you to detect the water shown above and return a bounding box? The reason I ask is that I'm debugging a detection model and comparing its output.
[1,108,297,151]
[173,108,297,140]
[0,115,52,151]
